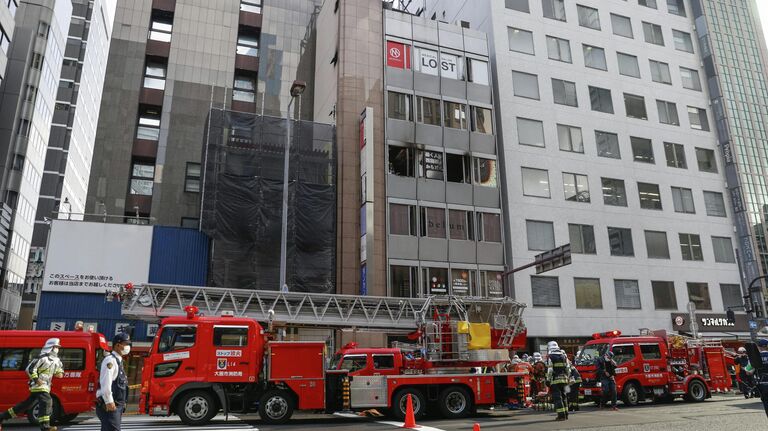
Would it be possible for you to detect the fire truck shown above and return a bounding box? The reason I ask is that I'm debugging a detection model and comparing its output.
[120,283,529,425]
[575,329,732,406]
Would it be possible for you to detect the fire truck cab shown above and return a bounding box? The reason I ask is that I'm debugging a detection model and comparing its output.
[576,330,730,406]
[0,329,109,425]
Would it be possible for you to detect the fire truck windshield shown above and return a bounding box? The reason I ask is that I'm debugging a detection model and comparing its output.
[157,325,197,353]
[575,343,608,366]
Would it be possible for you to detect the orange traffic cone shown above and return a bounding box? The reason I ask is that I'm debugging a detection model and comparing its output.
[402,394,419,429]
[473,423,481,431]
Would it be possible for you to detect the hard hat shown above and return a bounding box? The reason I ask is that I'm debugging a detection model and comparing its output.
[758,338,768,348]
[738,347,747,353]
[41,338,61,355]
[112,332,131,345]
[533,352,542,359]
[547,341,560,351]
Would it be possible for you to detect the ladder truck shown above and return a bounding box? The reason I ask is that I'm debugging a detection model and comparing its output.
[118,283,529,425]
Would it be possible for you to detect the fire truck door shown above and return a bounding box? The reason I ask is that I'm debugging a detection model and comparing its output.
[155,324,199,386]
[638,343,668,387]
[210,326,252,382]
[610,343,638,385]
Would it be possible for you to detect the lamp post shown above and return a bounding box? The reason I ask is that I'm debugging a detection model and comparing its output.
[279,80,306,293]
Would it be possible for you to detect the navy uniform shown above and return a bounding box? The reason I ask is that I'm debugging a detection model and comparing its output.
[0,338,63,431]
[568,364,582,411]
[757,338,768,418]
[96,333,130,431]
[545,341,570,421]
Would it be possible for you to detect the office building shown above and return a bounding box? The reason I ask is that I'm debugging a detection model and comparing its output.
[85,0,323,228]
[0,0,71,329]
[17,0,117,329]
[425,0,745,349]
[312,2,505,347]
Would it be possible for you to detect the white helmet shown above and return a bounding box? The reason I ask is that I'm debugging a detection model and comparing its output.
[41,338,61,355]
[533,352,542,360]
[737,347,746,354]
[547,341,560,352]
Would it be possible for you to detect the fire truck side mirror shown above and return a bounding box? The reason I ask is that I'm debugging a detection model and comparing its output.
[726,310,735,324]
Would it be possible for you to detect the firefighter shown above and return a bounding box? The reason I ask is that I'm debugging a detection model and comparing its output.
[0,338,64,431]
[568,360,582,412]
[96,332,131,431]
[596,350,618,410]
[545,341,570,421]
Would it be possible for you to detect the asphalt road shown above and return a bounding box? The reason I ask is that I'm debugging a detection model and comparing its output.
[1,394,765,431]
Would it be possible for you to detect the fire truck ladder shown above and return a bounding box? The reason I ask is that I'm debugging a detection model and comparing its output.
[121,283,526,342]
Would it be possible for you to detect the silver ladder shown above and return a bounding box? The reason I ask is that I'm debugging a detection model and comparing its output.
[121,283,526,337]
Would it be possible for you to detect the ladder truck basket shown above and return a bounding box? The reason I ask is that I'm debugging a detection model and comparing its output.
[121,283,527,341]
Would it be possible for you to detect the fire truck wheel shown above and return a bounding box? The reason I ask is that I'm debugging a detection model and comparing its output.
[684,380,707,402]
[258,389,295,424]
[438,386,472,419]
[177,390,219,426]
[621,382,641,406]
[391,388,426,421]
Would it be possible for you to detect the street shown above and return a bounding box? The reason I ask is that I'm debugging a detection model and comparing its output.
[1,395,765,431]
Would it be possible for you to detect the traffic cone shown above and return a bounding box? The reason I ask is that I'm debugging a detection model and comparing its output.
[473,423,481,431]
[402,394,419,429]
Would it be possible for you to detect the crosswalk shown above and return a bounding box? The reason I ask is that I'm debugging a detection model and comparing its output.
[61,415,258,431]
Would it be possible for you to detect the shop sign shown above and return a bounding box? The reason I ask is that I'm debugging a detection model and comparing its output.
[671,312,750,332]
[386,41,411,69]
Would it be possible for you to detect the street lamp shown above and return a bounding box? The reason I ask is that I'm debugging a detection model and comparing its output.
[279,80,306,293]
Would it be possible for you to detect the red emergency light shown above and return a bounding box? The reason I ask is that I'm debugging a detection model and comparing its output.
[592,330,621,339]
[184,305,200,319]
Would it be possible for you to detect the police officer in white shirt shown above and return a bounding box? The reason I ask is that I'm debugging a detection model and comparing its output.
[96,332,130,431]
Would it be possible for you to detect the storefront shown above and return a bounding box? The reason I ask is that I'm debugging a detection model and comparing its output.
[671,312,752,349]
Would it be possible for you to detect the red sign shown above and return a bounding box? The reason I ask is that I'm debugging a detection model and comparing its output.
[386,41,410,69]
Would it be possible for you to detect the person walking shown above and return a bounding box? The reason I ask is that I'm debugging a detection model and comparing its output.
[0,338,64,431]
[546,341,570,421]
[596,350,618,410]
[96,333,131,431]
[755,338,768,418]
[735,346,756,398]
[568,362,582,412]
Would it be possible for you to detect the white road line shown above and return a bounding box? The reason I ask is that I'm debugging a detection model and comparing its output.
[63,415,257,431]
[377,420,447,431]
[333,412,447,431]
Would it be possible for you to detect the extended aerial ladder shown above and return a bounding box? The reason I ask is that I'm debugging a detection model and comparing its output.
[118,283,527,356]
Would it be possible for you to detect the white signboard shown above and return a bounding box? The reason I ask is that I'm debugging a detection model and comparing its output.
[42,220,153,294]
[440,53,460,79]
[416,48,439,76]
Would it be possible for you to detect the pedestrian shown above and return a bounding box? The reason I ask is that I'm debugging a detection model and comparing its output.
[596,350,618,410]
[0,338,64,431]
[735,346,756,398]
[755,338,768,418]
[545,341,570,421]
[568,361,582,412]
[96,332,131,431]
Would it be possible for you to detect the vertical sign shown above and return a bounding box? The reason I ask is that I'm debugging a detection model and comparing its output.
[386,41,411,69]
[360,107,374,295]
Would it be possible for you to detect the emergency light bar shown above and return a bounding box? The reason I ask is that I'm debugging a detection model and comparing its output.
[592,330,621,339]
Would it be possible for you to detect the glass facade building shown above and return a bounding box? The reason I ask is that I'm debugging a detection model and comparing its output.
[692,0,768,303]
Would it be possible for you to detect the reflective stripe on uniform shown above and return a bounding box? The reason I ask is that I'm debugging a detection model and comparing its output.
[8,408,16,418]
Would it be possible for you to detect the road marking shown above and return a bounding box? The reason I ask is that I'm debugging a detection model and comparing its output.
[62,415,257,431]
[333,412,446,431]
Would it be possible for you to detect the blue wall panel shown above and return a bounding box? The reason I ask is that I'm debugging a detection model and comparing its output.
[149,226,209,286]
[37,292,153,342]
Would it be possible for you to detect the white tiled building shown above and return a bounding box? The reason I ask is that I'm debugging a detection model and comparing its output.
[426,0,743,347]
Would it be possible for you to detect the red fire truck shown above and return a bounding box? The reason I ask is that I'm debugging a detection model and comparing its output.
[0,328,109,424]
[124,284,529,425]
[575,329,731,406]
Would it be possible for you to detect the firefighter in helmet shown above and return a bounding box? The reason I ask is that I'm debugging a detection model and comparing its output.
[0,338,64,431]
[546,341,570,421]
